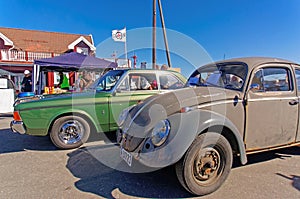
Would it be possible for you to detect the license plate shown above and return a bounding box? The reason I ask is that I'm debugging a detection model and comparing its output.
[120,147,132,167]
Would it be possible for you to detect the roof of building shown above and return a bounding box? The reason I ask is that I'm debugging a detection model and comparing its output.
[0,27,94,54]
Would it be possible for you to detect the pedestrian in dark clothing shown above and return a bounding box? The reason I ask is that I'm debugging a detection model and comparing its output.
[21,70,32,92]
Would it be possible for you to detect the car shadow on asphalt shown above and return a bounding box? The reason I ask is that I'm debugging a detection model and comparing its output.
[66,144,193,199]
[232,146,300,168]
[0,113,13,118]
[0,128,57,153]
[231,146,300,193]
[67,144,300,199]
[87,130,117,144]
[0,122,118,153]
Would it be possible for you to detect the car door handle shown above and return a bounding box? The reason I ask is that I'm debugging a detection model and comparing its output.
[289,100,299,106]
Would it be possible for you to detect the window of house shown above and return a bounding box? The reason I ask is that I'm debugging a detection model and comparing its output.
[76,47,89,55]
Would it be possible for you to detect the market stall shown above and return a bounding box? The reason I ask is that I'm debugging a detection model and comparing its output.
[33,52,118,94]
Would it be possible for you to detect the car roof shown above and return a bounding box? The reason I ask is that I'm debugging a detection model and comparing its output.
[201,57,299,71]
[114,68,181,74]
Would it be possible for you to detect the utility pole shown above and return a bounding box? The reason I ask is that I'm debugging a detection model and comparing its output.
[152,0,157,69]
[158,0,172,68]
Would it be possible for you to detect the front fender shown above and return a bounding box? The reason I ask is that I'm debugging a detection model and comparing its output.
[138,109,247,168]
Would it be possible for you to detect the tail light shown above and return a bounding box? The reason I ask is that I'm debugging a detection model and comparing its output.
[13,111,22,121]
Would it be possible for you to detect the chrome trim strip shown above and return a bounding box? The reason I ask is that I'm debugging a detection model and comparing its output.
[196,99,243,109]
[248,96,297,102]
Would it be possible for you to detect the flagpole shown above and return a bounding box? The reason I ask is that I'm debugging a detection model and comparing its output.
[152,0,156,69]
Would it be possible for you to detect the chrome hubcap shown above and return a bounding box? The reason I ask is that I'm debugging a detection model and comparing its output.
[194,148,221,183]
[58,120,84,145]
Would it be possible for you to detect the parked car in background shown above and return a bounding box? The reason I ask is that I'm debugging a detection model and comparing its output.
[10,69,186,149]
[118,57,300,196]
[0,75,17,113]
[0,75,17,94]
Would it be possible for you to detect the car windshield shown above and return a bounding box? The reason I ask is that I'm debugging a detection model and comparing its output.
[88,70,125,91]
[187,63,247,91]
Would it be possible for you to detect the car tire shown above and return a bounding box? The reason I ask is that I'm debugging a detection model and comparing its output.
[50,115,90,149]
[175,132,233,196]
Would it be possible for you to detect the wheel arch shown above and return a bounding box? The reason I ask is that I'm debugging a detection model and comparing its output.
[198,123,247,165]
[47,111,97,135]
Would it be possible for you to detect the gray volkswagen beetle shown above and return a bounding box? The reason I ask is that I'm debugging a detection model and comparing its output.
[118,57,300,196]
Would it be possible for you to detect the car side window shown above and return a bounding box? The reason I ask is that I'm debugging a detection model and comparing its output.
[117,76,130,91]
[251,67,291,92]
[129,73,157,91]
[250,69,264,92]
[295,69,300,92]
[159,74,185,90]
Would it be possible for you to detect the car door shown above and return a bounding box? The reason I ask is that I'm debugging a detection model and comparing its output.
[293,66,300,142]
[245,64,298,150]
[108,72,159,130]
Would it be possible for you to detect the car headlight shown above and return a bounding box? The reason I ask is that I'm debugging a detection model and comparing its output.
[151,119,170,147]
[117,105,136,127]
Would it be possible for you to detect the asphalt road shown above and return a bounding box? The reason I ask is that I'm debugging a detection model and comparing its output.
[0,114,300,199]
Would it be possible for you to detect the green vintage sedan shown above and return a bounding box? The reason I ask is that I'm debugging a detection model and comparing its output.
[10,69,186,149]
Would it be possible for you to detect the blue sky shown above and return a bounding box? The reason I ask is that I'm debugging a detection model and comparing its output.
[1,0,300,77]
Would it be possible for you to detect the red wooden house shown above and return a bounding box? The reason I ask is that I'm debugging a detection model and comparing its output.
[0,27,96,90]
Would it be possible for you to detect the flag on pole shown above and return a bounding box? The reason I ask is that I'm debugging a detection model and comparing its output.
[112,28,126,42]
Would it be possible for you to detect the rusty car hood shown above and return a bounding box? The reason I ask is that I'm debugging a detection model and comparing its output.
[128,86,241,124]
[120,86,242,152]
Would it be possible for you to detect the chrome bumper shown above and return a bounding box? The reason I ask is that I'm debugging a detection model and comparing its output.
[10,120,26,134]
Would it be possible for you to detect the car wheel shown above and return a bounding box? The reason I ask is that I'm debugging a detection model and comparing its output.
[175,132,233,196]
[50,115,90,149]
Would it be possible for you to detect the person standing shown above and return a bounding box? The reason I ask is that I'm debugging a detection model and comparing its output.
[79,71,93,91]
[57,72,70,90]
[21,70,32,92]
[160,64,168,70]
